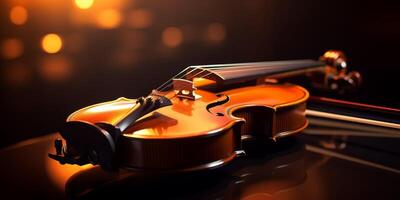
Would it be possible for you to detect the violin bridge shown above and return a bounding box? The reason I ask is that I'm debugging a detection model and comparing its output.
[173,79,201,100]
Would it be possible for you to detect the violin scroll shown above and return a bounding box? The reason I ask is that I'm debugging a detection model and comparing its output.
[313,50,362,94]
[320,50,348,73]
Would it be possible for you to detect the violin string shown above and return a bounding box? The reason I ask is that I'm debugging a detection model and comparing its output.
[155,60,322,93]
[205,64,297,73]
[155,67,198,92]
[203,60,324,78]
[157,62,304,91]
[195,63,304,81]
[196,69,214,79]
[185,69,208,80]
[157,68,202,91]
[202,60,318,70]
[157,67,208,92]
[202,61,322,78]
[155,68,191,91]
[188,69,214,82]
[157,62,272,92]
[157,68,214,92]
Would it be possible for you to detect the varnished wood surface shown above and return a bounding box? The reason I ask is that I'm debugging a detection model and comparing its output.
[68,84,308,139]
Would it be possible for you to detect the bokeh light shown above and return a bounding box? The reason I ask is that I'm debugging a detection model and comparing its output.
[41,34,63,54]
[205,22,226,43]
[162,27,183,48]
[92,0,126,8]
[10,6,28,25]
[39,56,72,81]
[127,9,153,29]
[74,0,94,9]
[1,38,24,59]
[96,9,122,29]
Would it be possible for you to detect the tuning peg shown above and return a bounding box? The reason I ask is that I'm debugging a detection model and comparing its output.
[137,97,145,104]
[320,50,348,74]
[347,71,362,87]
[327,70,362,94]
[318,50,362,94]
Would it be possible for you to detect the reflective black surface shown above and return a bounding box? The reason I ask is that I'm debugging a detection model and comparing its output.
[1,116,399,199]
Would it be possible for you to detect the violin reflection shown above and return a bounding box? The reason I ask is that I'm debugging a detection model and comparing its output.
[301,115,400,174]
[63,138,307,199]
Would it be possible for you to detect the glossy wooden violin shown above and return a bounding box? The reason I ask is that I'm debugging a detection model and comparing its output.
[49,50,361,171]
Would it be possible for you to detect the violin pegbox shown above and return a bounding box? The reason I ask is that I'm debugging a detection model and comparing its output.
[173,79,202,100]
[319,50,362,94]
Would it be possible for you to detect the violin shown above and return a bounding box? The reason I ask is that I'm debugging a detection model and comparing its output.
[49,50,361,171]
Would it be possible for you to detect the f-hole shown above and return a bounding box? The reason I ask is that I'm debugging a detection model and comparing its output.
[206,94,230,116]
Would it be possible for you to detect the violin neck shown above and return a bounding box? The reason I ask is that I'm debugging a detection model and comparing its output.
[186,59,325,85]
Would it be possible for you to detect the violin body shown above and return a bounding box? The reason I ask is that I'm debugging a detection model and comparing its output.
[49,50,360,171]
[66,84,308,171]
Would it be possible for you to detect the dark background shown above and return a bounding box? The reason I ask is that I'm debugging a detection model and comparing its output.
[1,0,399,147]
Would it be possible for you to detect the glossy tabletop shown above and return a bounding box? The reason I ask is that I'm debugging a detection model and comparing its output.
[1,115,399,200]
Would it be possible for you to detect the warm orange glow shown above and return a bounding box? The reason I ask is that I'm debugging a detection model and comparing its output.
[87,101,134,113]
[75,0,94,9]
[96,9,122,29]
[193,77,216,88]
[10,6,28,25]
[127,9,153,29]
[323,51,340,59]
[206,23,226,43]
[39,56,72,81]
[90,0,125,8]
[68,97,137,125]
[1,38,23,59]
[162,27,183,48]
[41,34,63,54]
[46,143,92,190]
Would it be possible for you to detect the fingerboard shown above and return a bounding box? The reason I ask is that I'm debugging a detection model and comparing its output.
[188,59,325,84]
